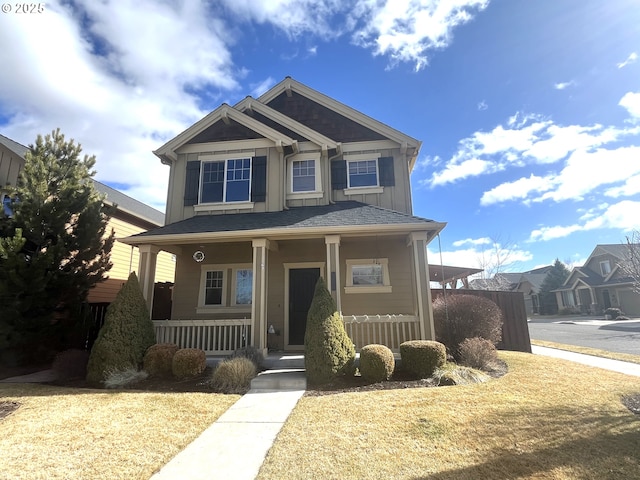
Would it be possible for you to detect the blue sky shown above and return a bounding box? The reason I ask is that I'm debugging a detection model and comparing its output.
[1,0,639,275]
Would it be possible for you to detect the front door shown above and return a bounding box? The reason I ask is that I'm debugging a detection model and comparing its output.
[288,268,321,346]
[602,289,611,309]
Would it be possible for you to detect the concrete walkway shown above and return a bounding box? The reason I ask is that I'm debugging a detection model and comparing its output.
[150,369,306,480]
[532,345,640,377]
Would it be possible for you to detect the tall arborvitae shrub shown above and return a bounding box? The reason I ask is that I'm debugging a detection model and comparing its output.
[86,272,156,383]
[304,277,355,384]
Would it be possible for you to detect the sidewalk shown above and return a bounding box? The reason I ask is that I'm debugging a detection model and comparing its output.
[531,345,640,377]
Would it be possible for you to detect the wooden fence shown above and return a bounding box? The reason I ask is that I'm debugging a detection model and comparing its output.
[431,289,531,353]
[343,314,420,351]
[152,319,252,355]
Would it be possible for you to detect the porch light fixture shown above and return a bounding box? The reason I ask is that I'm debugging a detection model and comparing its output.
[193,250,205,262]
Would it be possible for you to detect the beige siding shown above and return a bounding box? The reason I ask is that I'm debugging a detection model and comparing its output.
[0,145,25,190]
[339,237,416,316]
[618,289,640,316]
[88,216,175,303]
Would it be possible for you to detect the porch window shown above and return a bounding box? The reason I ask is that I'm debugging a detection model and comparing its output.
[204,270,224,305]
[345,258,392,294]
[201,158,251,203]
[233,268,253,305]
[198,263,252,313]
[347,160,378,188]
[561,290,576,307]
[600,260,611,276]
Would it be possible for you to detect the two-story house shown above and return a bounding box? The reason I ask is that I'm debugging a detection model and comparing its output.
[123,77,446,354]
[555,244,640,316]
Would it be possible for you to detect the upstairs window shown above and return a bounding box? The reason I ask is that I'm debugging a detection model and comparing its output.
[201,158,251,203]
[292,160,316,192]
[347,160,378,188]
[600,260,611,276]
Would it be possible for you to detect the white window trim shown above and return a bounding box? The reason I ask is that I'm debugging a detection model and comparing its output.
[194,202,254,212]
[197,263,252,313]
[287,153,323,199]
[600,260,611,276]
[344,153,382,193]
[344,258,392,294]
[198,152,255,205]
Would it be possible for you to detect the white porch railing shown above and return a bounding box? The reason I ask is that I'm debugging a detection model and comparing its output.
[342,314,420,351]
[152,319,252,355]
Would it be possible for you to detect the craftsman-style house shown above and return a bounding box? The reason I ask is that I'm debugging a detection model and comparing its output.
[124,77,446,354]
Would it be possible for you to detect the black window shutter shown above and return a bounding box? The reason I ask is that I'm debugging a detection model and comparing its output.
[378,156,395,186]
[331,160,347,190]
[251,156,267,202]
[184,161,201,206]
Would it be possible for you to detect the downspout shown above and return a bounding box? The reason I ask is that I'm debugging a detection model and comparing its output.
[327,143,343,204]
[282,140,299,210]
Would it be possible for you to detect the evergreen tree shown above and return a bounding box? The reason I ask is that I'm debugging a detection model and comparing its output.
[304,277,355,384]
[538,259,570,315]
[86,272,156,384]
[0,129,114,362]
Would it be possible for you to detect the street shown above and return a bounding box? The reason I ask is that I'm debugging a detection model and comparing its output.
[527,316,640,356]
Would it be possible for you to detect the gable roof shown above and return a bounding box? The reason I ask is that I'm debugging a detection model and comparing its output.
[154,77,421,168]
[0,133,28,157]
[122,201,445,244]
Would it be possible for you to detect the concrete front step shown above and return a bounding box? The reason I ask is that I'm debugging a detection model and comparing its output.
[262,354,305,369]
[250,369,307,391]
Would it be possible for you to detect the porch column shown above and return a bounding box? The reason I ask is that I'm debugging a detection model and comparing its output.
[137,245,160,313]
[251,239,272,355]
[325,235,342,311]
[409,232,435,340]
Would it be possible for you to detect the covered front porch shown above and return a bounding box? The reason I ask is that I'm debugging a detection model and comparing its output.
[130,230,441,355]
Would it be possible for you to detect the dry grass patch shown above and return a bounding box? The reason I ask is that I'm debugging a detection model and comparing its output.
[0,384,239,480]
[258,351,640,480]
[531,339,640,365]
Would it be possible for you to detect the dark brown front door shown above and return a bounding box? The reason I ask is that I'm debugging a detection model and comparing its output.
[288,268,320,346]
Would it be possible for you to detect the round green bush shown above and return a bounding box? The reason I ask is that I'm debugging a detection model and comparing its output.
[399,340,446,379]
[433,294,503,356]
[359,344,395,383]
[304,277,356,385]
[211,357,257,394]
[172,348,206,378]
[143,343,179,377]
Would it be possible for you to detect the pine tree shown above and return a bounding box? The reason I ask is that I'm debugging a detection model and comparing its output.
[0,129,114,362]
[538,259,570,315]
[304,277,355,384]
[86,272,156,384]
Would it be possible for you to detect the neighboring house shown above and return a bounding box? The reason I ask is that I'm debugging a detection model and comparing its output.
[469,266,553,316]
[555,244,640,316]
[0,133,175,306]
[122,77,446,354]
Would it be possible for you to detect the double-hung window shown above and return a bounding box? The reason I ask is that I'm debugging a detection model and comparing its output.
[198,264,253,312]
[347,160,378,188]
[600,260,611,276]
[201,158,251,203]
[292,160,316,192]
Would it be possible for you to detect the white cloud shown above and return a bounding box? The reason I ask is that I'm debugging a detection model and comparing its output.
[529,201,640,242]
[477,100,488,111]
[427,243,533,271]
[620,91,640,119]
[351,0,490,70]
[554,81,575,90]
[0,0,239,210]
[250,77,276,97]
[430,158,495,186]
[617,52,638,69]
[480,174,550,205]
[605,174,640,198]
[452,237,492,247]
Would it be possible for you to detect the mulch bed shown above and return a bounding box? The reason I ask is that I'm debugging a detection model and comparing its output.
[622,393,640,415]
[0,401,20,421]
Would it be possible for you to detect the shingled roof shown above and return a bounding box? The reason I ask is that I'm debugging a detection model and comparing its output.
[128,201,441,239]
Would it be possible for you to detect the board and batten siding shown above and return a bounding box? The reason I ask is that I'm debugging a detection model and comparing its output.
[87,216,175,303]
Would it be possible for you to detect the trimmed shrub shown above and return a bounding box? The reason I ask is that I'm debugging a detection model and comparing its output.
[457,337,498,371]
[210,357,257,394]
[400,340,446,379]
[52,348,90,381]
[304,277,356,385]
[229,345,264,371]
[359,344,395,383]
[432,364,490,386]
[172,348,206,378]
[433,294,503,356]
[143,343,179,377]
[86,272,156,383]
[605,307,623,319]
[103,368,149,389]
